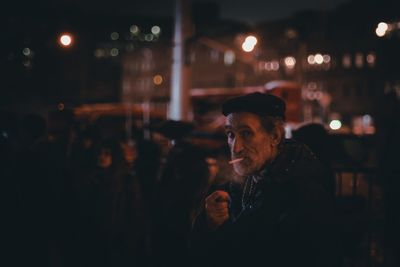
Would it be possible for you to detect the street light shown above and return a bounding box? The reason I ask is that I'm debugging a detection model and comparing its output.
[58,33,73,47]
[241,35,258,52]
[375,22,388,37]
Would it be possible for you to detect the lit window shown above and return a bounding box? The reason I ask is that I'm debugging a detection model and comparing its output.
[210,49,219,63]
[258,61,267,71]
[224,50,235,65]
[366,53,376,67]
[271,61,279,71]
[94,49,106,58]
[355,53,364,68]
[342,54,351,68]
[190,51,196,63]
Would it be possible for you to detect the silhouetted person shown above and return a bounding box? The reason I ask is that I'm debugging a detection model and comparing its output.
[377,91,400,267]
[13,113,56,267]
[78,138,133,266]
[153,142,210,267]
[292,123,336,200]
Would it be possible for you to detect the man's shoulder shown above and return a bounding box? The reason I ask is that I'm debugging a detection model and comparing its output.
[266,139,333,196]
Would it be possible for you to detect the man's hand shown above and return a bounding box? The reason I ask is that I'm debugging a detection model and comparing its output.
[205,190,230,230]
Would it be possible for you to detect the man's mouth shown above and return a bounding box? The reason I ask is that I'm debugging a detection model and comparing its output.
[229,157,244,164]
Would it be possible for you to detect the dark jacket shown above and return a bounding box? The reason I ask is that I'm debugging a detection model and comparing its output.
[190,139,342,267]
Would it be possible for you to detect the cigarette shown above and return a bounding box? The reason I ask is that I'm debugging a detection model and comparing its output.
[229,158,244,164]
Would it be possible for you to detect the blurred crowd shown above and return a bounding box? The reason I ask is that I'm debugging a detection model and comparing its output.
[1,109,230,267]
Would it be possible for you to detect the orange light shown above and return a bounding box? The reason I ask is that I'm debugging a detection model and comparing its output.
[153,74,163,85]
[59,33,73,47]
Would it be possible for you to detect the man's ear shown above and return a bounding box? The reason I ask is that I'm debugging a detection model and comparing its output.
[272,122,284,145]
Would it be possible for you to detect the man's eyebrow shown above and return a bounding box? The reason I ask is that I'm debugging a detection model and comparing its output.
[224,125,251,130]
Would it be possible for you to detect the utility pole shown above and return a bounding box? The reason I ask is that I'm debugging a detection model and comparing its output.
[169,0,192,121]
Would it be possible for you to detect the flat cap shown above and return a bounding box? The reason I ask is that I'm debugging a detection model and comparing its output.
[222,92,286,120]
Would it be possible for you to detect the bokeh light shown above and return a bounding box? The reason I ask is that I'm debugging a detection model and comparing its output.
[153,74,163,85]
[59,34,73,47]
[329,120,342,130]
[375,22,388,37]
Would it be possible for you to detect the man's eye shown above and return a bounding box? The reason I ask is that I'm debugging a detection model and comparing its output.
[226,131,234,139]
[240,130,252,138]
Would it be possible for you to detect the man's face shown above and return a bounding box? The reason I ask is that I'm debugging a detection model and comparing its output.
[98,148,112,169]
[225,112,276,176]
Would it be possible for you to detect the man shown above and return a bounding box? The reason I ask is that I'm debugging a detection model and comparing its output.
[190,92,341,267]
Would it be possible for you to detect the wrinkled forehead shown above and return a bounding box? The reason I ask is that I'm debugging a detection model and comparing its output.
[225,112,262,130]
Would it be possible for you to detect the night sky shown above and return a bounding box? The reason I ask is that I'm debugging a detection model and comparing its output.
[12,0,351,23]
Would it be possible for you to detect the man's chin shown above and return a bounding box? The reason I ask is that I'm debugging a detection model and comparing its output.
[233,166,252,177]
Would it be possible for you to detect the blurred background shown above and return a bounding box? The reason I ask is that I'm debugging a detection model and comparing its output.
[2,0,399,131]
[1,0,400,266]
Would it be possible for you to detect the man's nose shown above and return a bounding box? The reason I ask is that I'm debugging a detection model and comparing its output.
[231,137,243,154]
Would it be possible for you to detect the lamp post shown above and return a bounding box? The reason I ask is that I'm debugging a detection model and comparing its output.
[169,0,192,121]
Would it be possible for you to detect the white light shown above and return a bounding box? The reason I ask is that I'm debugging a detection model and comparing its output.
[265,62,272,71]
[284,56,296,68]
[323,54,331,63]
[378,22,388,31]
[314,53,323,64]
[110,48,119,56]
[111,32,119,40]
[59,34,72,47]
[242,42,255,52]
[376,22,388,37]
[329,120,342,130]
[130,25,140,34]
[271,61,279,71]
[363,114,372,125]
[151,26,161,35]
[242,41,255,52]
[244,35,257,46]
[307,55,315,64]
[22,48,31,56]
[241,35,257,52]
[145,34,154,41]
